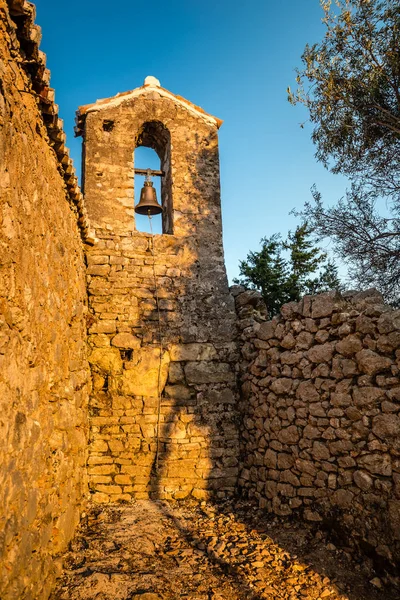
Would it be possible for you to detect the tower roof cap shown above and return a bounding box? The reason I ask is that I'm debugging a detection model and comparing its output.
[75,77,223,136]
[144,75,161,87]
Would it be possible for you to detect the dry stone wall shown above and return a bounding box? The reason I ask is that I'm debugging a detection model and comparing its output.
[235,286,400,570]
[81,84,240,503]
[0,3,90,598]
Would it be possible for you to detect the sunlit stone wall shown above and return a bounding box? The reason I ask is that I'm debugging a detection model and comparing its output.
[0,2,90,598]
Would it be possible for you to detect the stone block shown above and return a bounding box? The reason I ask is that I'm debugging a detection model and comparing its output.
[89,320,117,334]
[353,386,384,407]
[296,381,319,403]
[90,439,109,452]
[184,362,235,384]
[111,332,141,349]
[264,449,277,469]
[281,333,296,349]
[304,510,323,522]
[358,453,392,476]
[164,384,192,400]
[280,301,301,319]
[121,348,170,397]
[355,349,392,375]
[308,343,334,364]
[88,465,118,475]
[87,254,110,265]
[95,484,123,494]
[278,425,299,445]
[88,347,123,374]
[277,453,295,469]
[91,492,110,504]
[168,362,185,383]
[270,378,292,395]
[192,488,210,500]
[381,401,399,413]
[257,320,277,341]
[169,343,217,361]
[280,470,300,487]
[353,470,373,491]
[115,474,132,485]
[336,335,363,356]
[87,264,110,276]
[312,441,330,460]
[108,439,125,452]
[377,310,400,334]
[311,291,341,318]
[330,392,352,407]
[332,489,354,508]
[296,331,314,349]
[90,334,111,347]
[304,425,320,439]
[372,414,400,440]
[235,289,263,308]
[377,332,400,352]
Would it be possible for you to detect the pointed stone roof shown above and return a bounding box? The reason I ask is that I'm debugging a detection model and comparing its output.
[75,76,223,136]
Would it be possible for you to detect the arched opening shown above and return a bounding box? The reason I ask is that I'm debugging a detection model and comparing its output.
[134,147,162,234]
[134,121,173,235]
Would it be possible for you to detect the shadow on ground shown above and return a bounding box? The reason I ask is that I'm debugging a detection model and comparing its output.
[50,498,399,600]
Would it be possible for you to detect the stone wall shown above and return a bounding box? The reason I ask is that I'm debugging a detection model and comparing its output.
[0,2,90,598]
[81,81,240,503]
[235,287,400,570]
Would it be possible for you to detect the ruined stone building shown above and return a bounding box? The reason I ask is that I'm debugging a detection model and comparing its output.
[1,1,400,599]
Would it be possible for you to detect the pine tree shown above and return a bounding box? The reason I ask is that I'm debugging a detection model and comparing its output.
[235,235,292,317]
[234,225,341,317]
[284,223,328,299]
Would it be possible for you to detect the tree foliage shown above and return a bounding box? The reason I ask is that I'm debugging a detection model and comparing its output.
[288,0,400,193]
[298,185,400,304]
[234,224,341,317]
[288,0,400,305]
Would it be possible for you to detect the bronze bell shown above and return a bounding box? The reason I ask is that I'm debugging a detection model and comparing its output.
[135,181,163,215]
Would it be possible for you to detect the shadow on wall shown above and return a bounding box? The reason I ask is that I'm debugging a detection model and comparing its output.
[143,139,243,501]
[84,110,243,501]
[145,138,243,501]
[86,222,239,503]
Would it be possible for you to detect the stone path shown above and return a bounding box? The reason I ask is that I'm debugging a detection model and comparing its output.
[50,499,397,600]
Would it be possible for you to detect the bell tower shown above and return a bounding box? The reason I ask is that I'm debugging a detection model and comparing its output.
[76,77,239,503]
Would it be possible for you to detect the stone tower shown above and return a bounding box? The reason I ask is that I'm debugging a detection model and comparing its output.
[76,76,240,503]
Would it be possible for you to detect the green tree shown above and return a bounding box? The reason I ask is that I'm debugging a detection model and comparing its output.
[288,0,400,194]
[234,225,341,317]
[235,234,291,317]
[284,223,328,300]
[288,0,400,304]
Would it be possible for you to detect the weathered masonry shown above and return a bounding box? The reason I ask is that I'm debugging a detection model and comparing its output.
[234,287,400,570]
[75,77,240,503]
[0,1,90,598]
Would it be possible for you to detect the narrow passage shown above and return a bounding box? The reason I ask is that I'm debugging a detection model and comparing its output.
[51,499,394,600]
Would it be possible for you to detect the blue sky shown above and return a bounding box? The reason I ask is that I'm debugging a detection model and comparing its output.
[35,0,349,282]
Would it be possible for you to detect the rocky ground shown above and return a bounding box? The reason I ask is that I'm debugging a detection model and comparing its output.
[50,499,397,600]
